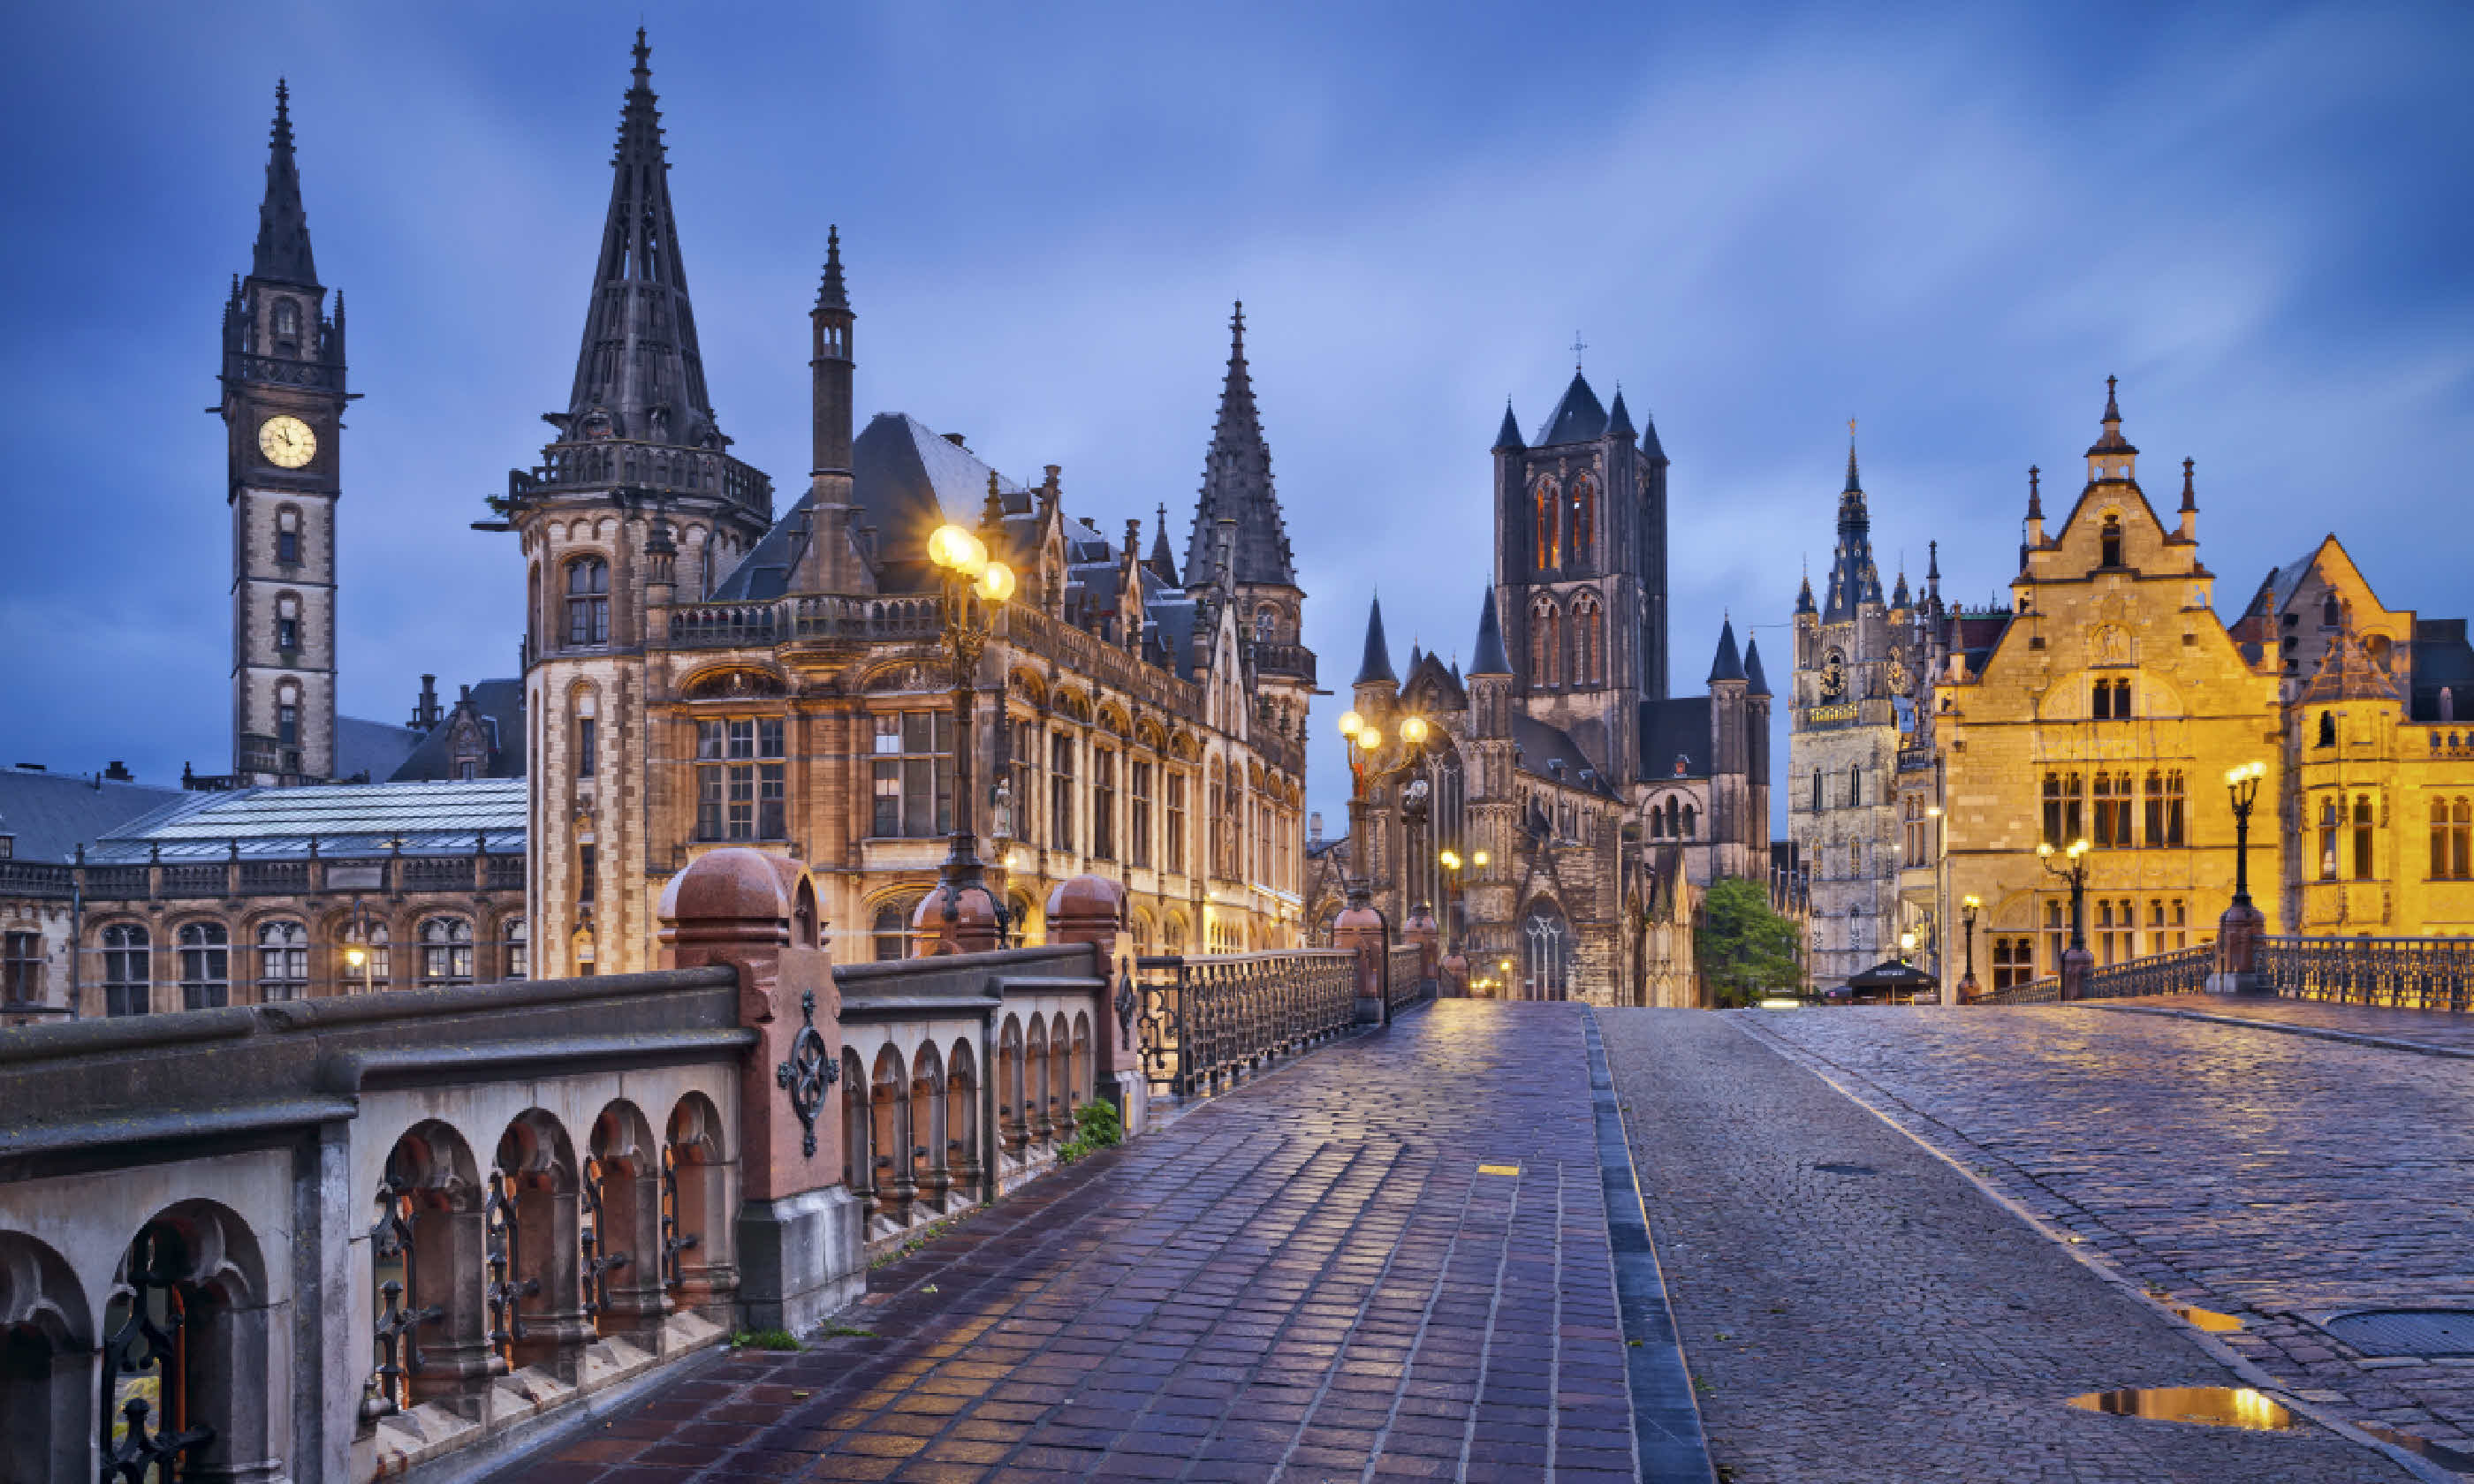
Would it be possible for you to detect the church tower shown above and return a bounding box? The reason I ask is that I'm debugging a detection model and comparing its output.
[1491,366,1670,785]
[1184,302,1313,737]
[501,31,776,976]
[223,82,349,784]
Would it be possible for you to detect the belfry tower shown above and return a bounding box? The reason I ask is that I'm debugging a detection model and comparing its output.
[222,82,349,784]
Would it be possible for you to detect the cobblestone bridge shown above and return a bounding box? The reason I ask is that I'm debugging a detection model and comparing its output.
[518,996,2474,1483]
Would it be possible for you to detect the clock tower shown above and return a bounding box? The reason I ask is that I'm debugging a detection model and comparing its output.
[222,81,349,784]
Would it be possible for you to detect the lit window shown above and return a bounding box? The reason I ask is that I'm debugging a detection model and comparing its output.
[256,920,308,1002]
[419,918,474,987]
[865,713,948,840]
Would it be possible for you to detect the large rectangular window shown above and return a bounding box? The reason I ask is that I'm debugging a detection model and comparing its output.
[1009,718,1038,845]
[578,844,597,904]
[697,716,789,841]
[1129,761,1154,868]
[1166,771,1188,874]
[1092,751,1117,861]
[2042,772,2084,849]
[868,712,952,839]
[1991,936,2034,991]
[2355,794,2377,881]
[2143,770,2186,847]
[1050,733,1076,856]
[1,932,41,1008]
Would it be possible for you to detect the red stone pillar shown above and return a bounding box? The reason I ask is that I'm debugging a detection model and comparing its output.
[1439,949,1468,998]
[658,848,861,1334]
[1402,905,1439,992]
[1046,874,1149,1135]
[2213,898,2266,994]
[909,876,1006,956]
[1333,887,1390,1025]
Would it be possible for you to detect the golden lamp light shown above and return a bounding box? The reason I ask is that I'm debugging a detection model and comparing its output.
[2224,760,2267,788]
[1399,715,1430,746]
[344,945,368,969]
[928,523,1015,602]
[1338,709,1364,738]
[1438,849,1461,871]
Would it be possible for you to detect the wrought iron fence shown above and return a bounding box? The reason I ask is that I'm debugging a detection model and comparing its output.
[2077,943,2215,1001]
[1134,950,1356,1098]
[1385,944,1432,1014]
[1979,974,2061,1005]
[2263,935,2474,1011]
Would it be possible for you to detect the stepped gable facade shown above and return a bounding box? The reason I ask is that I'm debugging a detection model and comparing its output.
[504,35,1314,976]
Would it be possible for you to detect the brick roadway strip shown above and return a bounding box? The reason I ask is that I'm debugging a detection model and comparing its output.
[516,1000,1710,1483]
[1598,1009,2423,1484]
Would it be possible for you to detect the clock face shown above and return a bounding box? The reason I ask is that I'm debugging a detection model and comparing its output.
[258,415,317,469]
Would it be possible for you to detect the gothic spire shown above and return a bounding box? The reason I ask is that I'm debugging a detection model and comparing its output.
[1795,561,1816,616]
[1493,400,1524,452]
[1355,594,1397,685]
[1470,589,1511,677]
[562,29,721,450]
[1145,503,1180,587]
[817,224,849,311]
[1824,425,1881,624]
[1708,615,1746,685]
[2181,456,2198,513]
[251,80,319,287]
[1184,301,1295,587]
[1607,388,1636,439]
[1743,636,1771,698]
[2026,465,2043,521]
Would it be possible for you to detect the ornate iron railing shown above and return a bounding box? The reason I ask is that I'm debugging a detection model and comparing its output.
[1385,944,1432,1014]
[2077,943,2215,1001]
[2263,935,2474,1011]
[1134,950,1356,1097]
[1980,974,2061,1005]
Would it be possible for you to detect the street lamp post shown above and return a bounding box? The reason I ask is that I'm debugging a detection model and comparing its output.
[1956,893,1981,1003]
[2038,838,2092,1001]
[1336,709,1436,1020]
[2218,760,2269,993]
[912,523,1017,955]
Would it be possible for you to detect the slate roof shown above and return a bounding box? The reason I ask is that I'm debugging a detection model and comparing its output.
[86,780,527,863]
[1469,590,1511,677]
[1743,636,1771,698]
[0,771,184,864]
[1356,595,1397,685]
[1511,714,1612,795]
[1532,371,1609,447]
[1708,618,1745,684]
[389,680,527,782]
[713,414,1028,602]
[1183,304,1296,588]
[1638,697,1712,780]
[2413,619,2474,722]
[336,716,425,783]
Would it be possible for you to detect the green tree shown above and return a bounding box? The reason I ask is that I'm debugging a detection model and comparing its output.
[1695,876,1802,1008]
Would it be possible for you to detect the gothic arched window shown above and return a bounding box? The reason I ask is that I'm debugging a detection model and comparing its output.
[271,296,300,355]
[1531,601,1561,687]
[566,556,611,647]
[1532,481,1560,571]
[419,917,474,987]
[1571,598,1604,686]
[1568,477,1596,567]
[2100,516,2124,568]
[256,920,308,1002]
[102,923,149,1017]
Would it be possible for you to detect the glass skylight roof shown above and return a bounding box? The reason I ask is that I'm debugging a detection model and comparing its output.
[86,780,527,862]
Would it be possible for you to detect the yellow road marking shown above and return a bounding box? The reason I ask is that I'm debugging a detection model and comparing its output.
[1478,1163,1521,1177]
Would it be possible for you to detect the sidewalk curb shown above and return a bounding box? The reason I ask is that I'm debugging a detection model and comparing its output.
[2085,1003,2474,1062]
[1727,1013,2455,1484]
[1582,1007,1718,1484]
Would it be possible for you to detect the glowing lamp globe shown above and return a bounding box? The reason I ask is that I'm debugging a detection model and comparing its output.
[1338,710,1364,739]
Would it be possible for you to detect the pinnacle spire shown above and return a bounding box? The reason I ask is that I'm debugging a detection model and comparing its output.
[1743,635,1771,698]
[1184,301,1294,588]
[1708,614,1746,685]
[1493,400,1524,452]
[1824,427,1879,623]
[2026,465,2044,521]
[1844,417,1861,493]
[561,29,722,450]
[1145,503,1180,587]
[1470,589,1511,677]
[817,224,849,311]
[2181,456,2197,513]
[250,79,319,286]
[1608,388,1636,439]
[1355,594,1397,686]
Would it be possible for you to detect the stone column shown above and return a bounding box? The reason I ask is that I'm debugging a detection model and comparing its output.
[2060,945,2094,1003]
[1046,874,1150,1134]
[1333,884,1390,1026]
[658,849,861,1335]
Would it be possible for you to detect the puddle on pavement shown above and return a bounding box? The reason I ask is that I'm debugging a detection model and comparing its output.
[2360,1422,2474,1473]
[2065,1387,2297,1430]
[2167,1304,2244,1332]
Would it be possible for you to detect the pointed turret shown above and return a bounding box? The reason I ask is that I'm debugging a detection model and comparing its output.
[1407,641,1424,672]
[1607,388,1636,439]
[1145,503,1180,587]
[562,30,723,450]
[1492,401,1524,452]
[1823,425,1883,624]
[1743,636,1771,698]
[1533,370,1609,446]
[252,81,319,287]
[1925,539,1942,609]
[1892,569,1910,609]
[1183,301,1295,587]
[1355,594,1397,685]
[1708,616,1746,684]
[1795,562,1816,616]
[1470,590,1511,677]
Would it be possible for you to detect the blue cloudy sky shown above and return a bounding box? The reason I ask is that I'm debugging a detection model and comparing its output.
[4,2,2470,833]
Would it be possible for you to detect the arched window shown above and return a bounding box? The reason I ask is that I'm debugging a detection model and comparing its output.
[1572,599,1604,686]
[871,898,917,962]
[2323,592,2341,628]
[1532,481,1560,570]
[2455,799,2473,881]
[1567,477,1596,566]
[2100,516,2123,568]
[1848,764,1863,808]
[566,556,611,647]
[1681,803,1696,838]
[1522,902,1570,1000]
[276,594,300,655]
[340,920,391,991]
[177,922,228,1011]
[419,917,474,987]
[102,923,149,1017]
[256,920,307,1002]
[1531,601,1561,687]
[504,918,527,980]
[271,296,300,353]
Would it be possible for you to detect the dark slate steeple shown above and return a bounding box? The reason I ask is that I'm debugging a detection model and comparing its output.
[1355,594,1397,685]
[1795,561,1816,615]
[1708,615,1746,684]
[562,30,724,450]
[1533,370,1609,446]
[1743,636,1771,697]
[1183,301,1295,588]
[253,80,319,287]
[1607,388,1636,439]
[1145,503,1180,587]
[1492,401,1524,452]
[1822,423,1884,624]
[1470,590,1511,677]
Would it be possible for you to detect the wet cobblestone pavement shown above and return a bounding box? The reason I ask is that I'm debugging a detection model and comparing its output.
[520,1001,1646,1482]
[1734,1003,2474,1477]
[1600,1009,2415,1483]
[2100,993,2474,1055]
